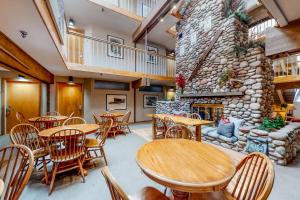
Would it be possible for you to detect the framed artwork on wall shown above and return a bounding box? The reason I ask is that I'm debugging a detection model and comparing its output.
[146,45,158,64]
[143,95,158,108]
[107,35,124,59]
[106,94,127,111]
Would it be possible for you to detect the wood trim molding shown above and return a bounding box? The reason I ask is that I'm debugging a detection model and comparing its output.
[67,62,175,82]
[260,0,288,27]
[88,0,143,22]
[0,32,53,83]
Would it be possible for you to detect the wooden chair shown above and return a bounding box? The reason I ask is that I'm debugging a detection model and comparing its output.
[16,112,28,123]
[165,125,192,140]
[100,113,119,138]
[10,124,49,184]
[85,119,113,165]
[199,152,275,200]
[47,129,86,195]
[0,144,34,200]
[46,111,61,116]
[34,116,60,131]
[190,113,202,120]
[163,116,176,130]
[63,117,86,126]
[152,115,166,139]
[101,166,169,200]
[118,111,131,134]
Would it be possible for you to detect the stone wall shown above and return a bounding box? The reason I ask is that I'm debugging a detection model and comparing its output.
[176,0,274,126]
[156,101,190,115]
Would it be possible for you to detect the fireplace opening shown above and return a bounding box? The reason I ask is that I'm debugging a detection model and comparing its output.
[192,103,223,126]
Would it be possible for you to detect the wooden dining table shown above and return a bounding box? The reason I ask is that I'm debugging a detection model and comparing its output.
[136,139,236,200]
[28,115,69,123]
[100,112,124,137]
[147,114,214,141]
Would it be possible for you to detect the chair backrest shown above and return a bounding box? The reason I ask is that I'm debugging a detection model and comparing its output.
[0,144,34,200]
[16,112,27,123]
[10,123,45,151]
[34,116,60,131]
[121,111,131,123]
[101,167,129,200]
[163,116,176,129]
[97,119,113,146]
[92,112,102,125]
[165,125,192,139]
[63,117,86,126]
[226,152,275,200]
[190,113,202,120]
[68,112,75,118]
[152,115,166,139]
[47,129,85,162]
[46,111,61,116]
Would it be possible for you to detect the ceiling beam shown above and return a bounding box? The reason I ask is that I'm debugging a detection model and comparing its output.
[0,32,54,83]
[260,0,288,27]
[132,0,174,42]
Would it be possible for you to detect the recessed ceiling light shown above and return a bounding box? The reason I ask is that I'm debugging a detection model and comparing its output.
[160,18,164,22]
[68,18,75,27]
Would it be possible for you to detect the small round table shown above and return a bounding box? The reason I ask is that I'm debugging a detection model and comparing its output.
[39,124,99,137]
[136,139,236,200]
[28,116,69,123]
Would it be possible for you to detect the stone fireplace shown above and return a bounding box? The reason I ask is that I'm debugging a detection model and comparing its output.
[175,0,274,126]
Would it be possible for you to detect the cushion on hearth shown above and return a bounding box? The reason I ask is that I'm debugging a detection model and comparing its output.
[229,116,245,138]
[219,135,238,143]
[207,130,219,138]
[202,126,216,135]
[217,121,235,138]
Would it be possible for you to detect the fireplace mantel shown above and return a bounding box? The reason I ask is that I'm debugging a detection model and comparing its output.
[180,92,244,98]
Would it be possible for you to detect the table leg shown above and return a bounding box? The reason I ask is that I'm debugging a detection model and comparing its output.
[172,190,189,200]
[195,125,202,142]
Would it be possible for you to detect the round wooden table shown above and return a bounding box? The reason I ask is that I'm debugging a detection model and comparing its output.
[136,139,236,200]
[28,115,69,123]
[100,112,124,119]
[39,124,99,137]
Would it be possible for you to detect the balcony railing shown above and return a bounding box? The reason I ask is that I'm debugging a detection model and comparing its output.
[66,32,175,78]
[103,0,159,17]
[272,54,300,77]
[249,19,277,41]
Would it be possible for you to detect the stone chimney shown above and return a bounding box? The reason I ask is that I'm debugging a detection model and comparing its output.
[175,0,274,126]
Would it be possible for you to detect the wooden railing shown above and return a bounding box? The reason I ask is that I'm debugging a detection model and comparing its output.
[272,54,300,77]
[103,0,159,17]
[249,19,277,40]
[66,32,175,78]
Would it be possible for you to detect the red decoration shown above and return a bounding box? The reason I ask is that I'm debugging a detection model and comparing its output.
[176,74,186,89]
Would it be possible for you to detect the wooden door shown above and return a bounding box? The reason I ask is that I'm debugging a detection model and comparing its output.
[6,81,40,132]
[57,82,83,117]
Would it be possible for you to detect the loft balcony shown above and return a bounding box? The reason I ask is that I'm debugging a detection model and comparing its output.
[65,32,175,80]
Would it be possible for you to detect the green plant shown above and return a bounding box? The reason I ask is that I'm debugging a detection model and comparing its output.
[232,40,266,57]
[234,10,251,25]
[218,69,236,86]
[258,116,285,132]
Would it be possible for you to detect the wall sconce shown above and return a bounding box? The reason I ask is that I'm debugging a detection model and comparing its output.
[68,76,74,84]
[68,18,75,27]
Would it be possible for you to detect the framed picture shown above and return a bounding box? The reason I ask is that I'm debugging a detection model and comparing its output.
[146,45,158,65]
[106,94,127,110]
[107,35,124,59]
[143,95,158,108]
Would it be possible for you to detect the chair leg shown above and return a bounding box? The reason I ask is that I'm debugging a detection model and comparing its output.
[77,158,85,183]
[48,163,58,196]
[42,156,49,185]
[100,147,108,166]
[127,125,131,133]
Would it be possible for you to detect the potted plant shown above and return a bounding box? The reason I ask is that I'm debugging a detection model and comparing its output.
[176,74,186,95]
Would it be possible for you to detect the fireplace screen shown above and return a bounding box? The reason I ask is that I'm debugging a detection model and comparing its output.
[192,104,223,125]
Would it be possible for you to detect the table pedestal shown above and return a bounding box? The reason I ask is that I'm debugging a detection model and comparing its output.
[172,190,189,200]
